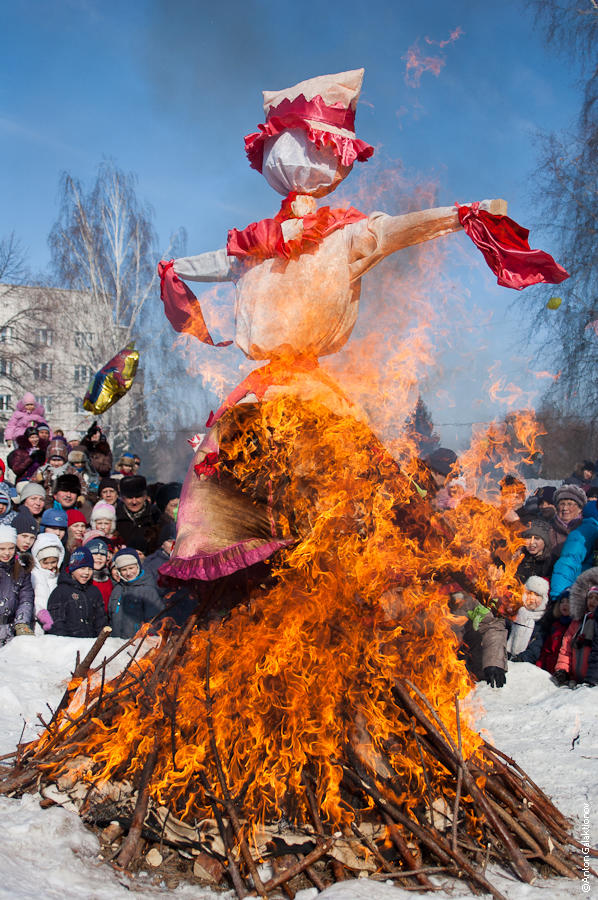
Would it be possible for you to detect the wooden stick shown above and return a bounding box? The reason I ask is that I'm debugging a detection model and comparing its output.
[270,857,295,899]
[258,837,336,894]
[383,813,435,889]
[452,694,463,854]
[303,781,346,881]
[350,821,394,874]
[115,740,158,869]
[50,627,112,725]
[393,680,536,883]
[341,764,509,900]
[74,627,113,679]
[205,639,267,897]
[198,771,248,899]
[305,864,325,891]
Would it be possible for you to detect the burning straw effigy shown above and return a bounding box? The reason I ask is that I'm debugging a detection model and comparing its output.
[1,398,596,899]
[1,66,587,897]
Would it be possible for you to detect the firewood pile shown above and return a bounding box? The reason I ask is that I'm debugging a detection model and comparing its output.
[0,621,595,900]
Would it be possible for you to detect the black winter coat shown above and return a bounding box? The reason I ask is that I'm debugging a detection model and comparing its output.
[515,549,554,584]
[108,570,164,639]
[115,500,161,555]
[47,572,107,638]
[144,547,170,595]
[0,557,34,645]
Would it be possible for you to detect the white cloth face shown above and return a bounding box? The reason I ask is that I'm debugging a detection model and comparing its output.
[262,129,340,195]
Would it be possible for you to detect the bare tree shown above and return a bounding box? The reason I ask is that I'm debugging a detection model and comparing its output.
[0,232,30,284]
[48,161,187,453]
[525,1,598,420]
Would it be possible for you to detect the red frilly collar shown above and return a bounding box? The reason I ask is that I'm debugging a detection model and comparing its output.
[227,192,367,261]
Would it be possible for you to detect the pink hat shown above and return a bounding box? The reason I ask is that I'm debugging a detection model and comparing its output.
[90,501,116,523]
[82,529,105,545]
[244,68,374,173]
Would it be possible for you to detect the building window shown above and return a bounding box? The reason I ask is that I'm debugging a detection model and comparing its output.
[74,364,93,384]
[37,395,53,413]
[73,397,86,413]
[0,394,11,411]
[33,362,53,381]
[0,326,14,344]
[37,328,54,347]
[74,331,93,349]
[0,358,12,376]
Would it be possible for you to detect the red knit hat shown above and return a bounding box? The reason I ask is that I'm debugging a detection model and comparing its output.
[244,68,374,173]
[67,509,87,527]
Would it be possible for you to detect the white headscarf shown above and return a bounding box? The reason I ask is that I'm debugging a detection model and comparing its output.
[262,129,342,196]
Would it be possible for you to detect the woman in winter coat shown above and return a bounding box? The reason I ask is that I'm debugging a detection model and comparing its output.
[47,546,107,638]
[108,548,164,638]
[31,533,65,633]
[0,524,35,645]
[507,576,550,659]
[549,497,598,600]
[3,392,46,444]
[553,570,598,687]
[515,518,554,584]
[537,596,572,674]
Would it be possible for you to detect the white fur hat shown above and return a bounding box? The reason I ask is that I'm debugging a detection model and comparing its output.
[0,524,17,545]
[524,576,550,601]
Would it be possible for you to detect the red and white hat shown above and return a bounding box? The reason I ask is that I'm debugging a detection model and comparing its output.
[245,68,374,173]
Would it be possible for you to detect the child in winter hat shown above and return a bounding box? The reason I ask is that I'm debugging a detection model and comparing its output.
[553,570,598,687]
[507,576,550,658]
[40,507,68,539]
[46,545,107,638]
[112,548,141,581]
[31,533,65,632]
[90,501,117,542]
[84,535,112,612]
[13,509,39,557]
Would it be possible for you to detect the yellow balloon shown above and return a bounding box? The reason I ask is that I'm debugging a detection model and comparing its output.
[546,296,562,310]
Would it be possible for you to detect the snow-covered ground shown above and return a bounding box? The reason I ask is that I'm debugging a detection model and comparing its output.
[0,636,596,900]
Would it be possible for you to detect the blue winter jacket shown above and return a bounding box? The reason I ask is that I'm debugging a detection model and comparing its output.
[550,500,598,599]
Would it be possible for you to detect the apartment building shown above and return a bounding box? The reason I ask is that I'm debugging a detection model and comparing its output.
[0,282,142,450]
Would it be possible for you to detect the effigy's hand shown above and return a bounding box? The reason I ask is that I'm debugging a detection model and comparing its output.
[479,198,508,216]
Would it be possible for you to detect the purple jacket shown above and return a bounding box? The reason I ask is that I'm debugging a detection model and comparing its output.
[0,557,34,645]
[4,393,46,442]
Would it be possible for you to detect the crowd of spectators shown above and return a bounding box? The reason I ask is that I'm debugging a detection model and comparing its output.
[426,447,598,691]
[1,392,597,697]
[0,392,183,645]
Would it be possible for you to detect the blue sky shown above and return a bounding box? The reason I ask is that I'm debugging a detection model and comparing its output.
[1,0,580,446]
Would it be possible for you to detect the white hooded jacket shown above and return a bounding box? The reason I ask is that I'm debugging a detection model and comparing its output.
[31,533,65,611]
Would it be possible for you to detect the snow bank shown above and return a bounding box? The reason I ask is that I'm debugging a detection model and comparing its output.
[0,637,596,899]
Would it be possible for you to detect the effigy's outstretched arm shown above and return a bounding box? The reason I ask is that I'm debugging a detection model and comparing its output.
[173,248,234,283]
[350,199,507,279]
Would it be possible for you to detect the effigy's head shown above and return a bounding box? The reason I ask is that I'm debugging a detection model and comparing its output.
[245,68,374,197]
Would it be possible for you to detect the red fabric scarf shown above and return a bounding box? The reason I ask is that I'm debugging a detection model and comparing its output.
[227,192,367,261]
[457,203,569,290]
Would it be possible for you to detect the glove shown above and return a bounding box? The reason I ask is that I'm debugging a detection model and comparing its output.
[36,609,54,632]
[466,604,490,631]
[551,669,569,687]
[14,623,34,636]
[484,666,506,688]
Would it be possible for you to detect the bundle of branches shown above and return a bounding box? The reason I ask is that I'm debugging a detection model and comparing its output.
[0,622,594,900]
